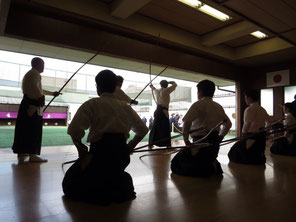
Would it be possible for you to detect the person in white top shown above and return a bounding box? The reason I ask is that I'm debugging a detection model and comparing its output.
[270,102,296,156]
[228,89,270,165]
[148,80,177,148]
[114,75,138,105]
[171,80,231,177]
[12,57,61,163]
[63,70,148,204]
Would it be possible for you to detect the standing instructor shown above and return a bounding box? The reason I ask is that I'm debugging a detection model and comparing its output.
[12,57,61,163]
[149,80,177,148]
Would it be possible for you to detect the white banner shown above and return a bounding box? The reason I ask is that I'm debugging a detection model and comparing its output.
[266,69,290,87]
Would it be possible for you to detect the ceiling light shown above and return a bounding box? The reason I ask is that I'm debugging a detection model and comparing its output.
[178,0,231,22]
[250,31,268,39]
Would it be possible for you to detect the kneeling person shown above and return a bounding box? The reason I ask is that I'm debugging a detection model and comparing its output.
[62,70,148,204]
[270,102,296,156]
[171,80,231,177]
[228,90,270,164]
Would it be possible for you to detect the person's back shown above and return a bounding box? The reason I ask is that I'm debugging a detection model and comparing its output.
[228,89,270,165]
[149,80,177,147]
[242,102,269,134]
[153,83,176,108]
[171,80,231,178]
[188,97,230,137]
[64,70,148,205]
[68,95,142,142]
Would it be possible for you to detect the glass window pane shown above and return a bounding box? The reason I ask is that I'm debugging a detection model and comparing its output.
[284,86,296,103]
[261,89,273,116]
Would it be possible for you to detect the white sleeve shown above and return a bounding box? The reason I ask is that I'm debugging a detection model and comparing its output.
[129,107,149,137]
[183,103,199,132]
[116,88,132,103]
[67,102,92,140]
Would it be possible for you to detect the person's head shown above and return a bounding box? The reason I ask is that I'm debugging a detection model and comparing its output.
[283,103,293,114]
[95,70,117,96]
[197,80,215,99]
[160,80,168,88]
[117,75,124,88]
[244,90,259,105]
[31,57,44,73]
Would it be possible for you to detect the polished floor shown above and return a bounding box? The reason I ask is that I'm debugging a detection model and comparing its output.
[1,141,296,222]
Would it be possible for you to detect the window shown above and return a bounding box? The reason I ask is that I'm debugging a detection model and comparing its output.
[260,89,273,116]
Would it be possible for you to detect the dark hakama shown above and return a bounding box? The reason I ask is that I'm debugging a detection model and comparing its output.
[12,95,44,155]
[228,135,266,165]
[62,133,135,205]
[171,132,223,177]
[270,136,296,156]
[149,105,171,147]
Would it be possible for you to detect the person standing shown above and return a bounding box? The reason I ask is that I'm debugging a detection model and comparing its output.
[174,112,180,132]
[12,57,61,163]
[148,116,153,130]
[114,75,138,105]
[149,80,177,147]
[228,90,270,164]
[169,113,175,132]
[141,116,147,126]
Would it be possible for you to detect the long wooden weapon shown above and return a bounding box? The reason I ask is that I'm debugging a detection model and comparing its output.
[133,126,205,151]
[130,66,168,105]
[44,52,99,112]
[219,118,296,146]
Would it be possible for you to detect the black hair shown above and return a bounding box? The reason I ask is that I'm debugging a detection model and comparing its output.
[197,80,215,97]
[31,57,44,68]
[244,90,259,102]
[95,70,117,93]
[117,75,124,84]
[160,80,168,88]
[284,102,296,118]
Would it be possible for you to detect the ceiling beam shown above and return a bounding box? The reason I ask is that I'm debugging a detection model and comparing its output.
[235,37,293,59]
[0,0,11,35]
[208,0,296,47]
[111,0,152,19]
[201,21,257,47]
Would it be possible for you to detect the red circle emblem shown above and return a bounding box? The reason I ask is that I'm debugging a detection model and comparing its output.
[273,74,282,83]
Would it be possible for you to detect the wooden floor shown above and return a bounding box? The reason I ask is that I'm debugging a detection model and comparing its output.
[1,141,296,222]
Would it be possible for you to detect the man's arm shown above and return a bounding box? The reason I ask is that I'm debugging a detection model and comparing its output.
[43,89,61,97]
[219,115,232,141]
[67,103,92,155]
[182,120,192,146]
[242,108,253,134]
[166,81,177,93]
[128,108,149,152]
[182,104,197,146]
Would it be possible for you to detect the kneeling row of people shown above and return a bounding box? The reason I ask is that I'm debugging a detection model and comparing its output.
[63,70,296,205]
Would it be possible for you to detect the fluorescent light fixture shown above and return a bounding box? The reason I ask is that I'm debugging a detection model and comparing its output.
[178,0,231,21]
[250,31,268,39]
[178,0,202,8]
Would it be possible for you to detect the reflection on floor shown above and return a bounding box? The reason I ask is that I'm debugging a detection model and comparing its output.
[1,141,296,222]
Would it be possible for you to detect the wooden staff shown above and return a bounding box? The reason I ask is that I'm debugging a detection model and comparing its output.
[44,52,99,112]
[131,66,168,104]
[133,126,205,151]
